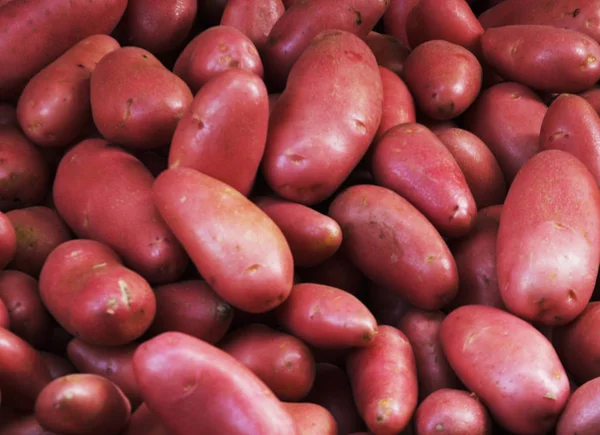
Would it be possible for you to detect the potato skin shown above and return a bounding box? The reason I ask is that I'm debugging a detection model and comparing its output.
[440,305,570,434]
[0,0,127,100]
[16,35,120,148]
[283,403,337,435]
[382,0,420,48]
[153,167,294,313]
[35,374,131,435]
[347,325,418,434]
[53,139,188,284]
[556,377,600,435]
[376,66,416,140]
[122,403,169,435]
[364,32,410,77]
[263,30,383,205]
[133,331,299,434]
[0,211,16,270]
[497,150,600,325]
[169,69,269,197]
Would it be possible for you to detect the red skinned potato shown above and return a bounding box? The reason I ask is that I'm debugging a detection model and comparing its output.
[376,66,416,140]
[220,324,315,401]
[153,167,294,313]
[0,0,127,100]
[364,32,410,77]
[383,0,420,48]
[6,206,71,278]
[169,69,269,197]
[276,283,378,348]
[39,239,156,346]
[34,374,131,435]
[372,123,477,238]
[556,377,600,435]
[263,30,383,205]
[440,305,570,434]
[53,139,188,284]
[481,25,600,93]
[122,403,169,435]
[0,211,16,270]
[298,251,366,298]
[347,325,418,434]
[16,35,120,148]
[415,389,492,435]
[497,150,600,325]
[39,352,76,380]
[148,280,233,344]
[133,331,298,434]
[283,402,337,435]
[403,40,482,120]
[173,26,264,93]
[0,103,17,126]
[254,197,342,267]
[91,47,193,150]
[463,82,547,183]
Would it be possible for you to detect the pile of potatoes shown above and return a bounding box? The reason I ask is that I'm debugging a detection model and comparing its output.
[2,0,600,434]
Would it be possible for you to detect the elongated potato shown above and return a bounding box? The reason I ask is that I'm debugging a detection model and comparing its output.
[556,377,600,435]
[364,32,410,76]
[376,66,416,140]
[283,402,337,435]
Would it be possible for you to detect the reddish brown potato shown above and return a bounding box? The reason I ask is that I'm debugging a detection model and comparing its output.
[556,377,600,435]
[366,282,413,326]
[383,0,421,48]
[283,402,337,435]
[0,103,17,127]
[39,352,76,380]
[297,251,367,298]
[121,403,169,435]
[35,374,131,435]
[364,32,410,77]
[376,66,416,140]
[0,211,16,270]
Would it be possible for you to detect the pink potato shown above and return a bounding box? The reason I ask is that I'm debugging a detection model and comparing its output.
[364,32,411,77]
[383,0,420,48]
[0,211,16,270]
[556,377,600,434]
[283,402,337,435]
[376,66,416,140]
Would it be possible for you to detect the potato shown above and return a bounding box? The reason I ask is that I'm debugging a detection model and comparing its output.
[0,127,50,211]
[263,30,382,205]
[173,25,264,93]
[117,0,197,54]
[67,339,141,409]
[283,403,337,435]
[330,184,458,310]
[376,66,416,140]
[39,239,156,346]
[463,82,547,183]
[403,40,482,120]
[133,331,298,434]
[382,0,420,48]
[53,139,188,284]
[397,309,460,399]
[254,197,342,267]
[556,377,600,435]
[148,280,233,344]
[364,32,410,77]
[0,211,16,270]
[35,374,131,435]
[122,403,169,435]
[0,298,8,329]
[16,35,120,148]
[39,352,76,380]
[440,305,570,434]
[90,47,193,150]
[0,270,52,348]
[347,325,418,434]
[0,0,127,100]
[579,85,600,114]
[0,103,17,127]
[169,69,269,197]
[6,206,71,278]
[497,150,600,325]
[297,251,367,298]
[366,282,413,326]
[414,389,492,435]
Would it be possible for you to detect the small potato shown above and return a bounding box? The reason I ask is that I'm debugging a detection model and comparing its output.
[440,305,570,434]
[6,206,71,278]
[415,389,492,435]
[0,211,16,270]
[283,402,337,435]
[403,40,482,120]
[148,280,233,345]
[35,374,131,435]
[347,325,418,434]
[556,377,600,435]
[382,0,421,48]
[254,197,342,267]
[366,282,413,326]
[0,103,17,127]
[122,403,169,435]
[376,66,416,140]
[364,32,411,76]
[173,26,264,93]
[39,352,76,380]
[297,251,367,298]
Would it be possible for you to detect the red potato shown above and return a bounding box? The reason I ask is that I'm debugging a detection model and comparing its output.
[173,25,264,93]
[254,197,342,268]
[463,82,547,183]
[90,47,193,150]
[0,211,16,270]
[263,30,383,205]
[0,127,50,211]
[39,352,76,380]
[403,40,482,120]
[35,374,131,435]
[121,403,169,435]
[39,239,156,346]
[372,123,477,238]
[0,297,8,329]
[366,282,413,326]
[376,66,416,140]
[364,32,411,77]
[16,35,120,148]
[0,103,17,126]
[148,280,233,344]
[397,309,461,399]
[153,167,294,313]
[6,206,71,278]
[283,402,337,435]
[556,377,600,435]
[0,0,127,100]
[169,69,269,197]
[433,126,507,209]
[53,139,188,284]
[497,150,600,325]
[347,325,418,434]
[415,389,492,435]
[0,271,53,348]
[276,283,378,348]
[579,85,600,114]
[133,331,298,434]
[440,305,570,434]
[383,0,420,48]
[221,0,285,52]
[297,251,367,298]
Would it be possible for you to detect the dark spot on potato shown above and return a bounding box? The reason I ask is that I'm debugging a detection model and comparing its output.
[549,130,568,142]
[246,264,261,274]
[448,205,460,221]
[141,54,148,59]
[351,8,362,26]
[431,92,438,98]
[438,101,455,116]
[229,59,240,68]
[362,330,376,342]
[77,64,84,68]
[554,316,562,322]
[284,360,294,370]
[344,50,363,62]
[511,93,521,99]
[288,154,305,164]
[216,303,232,321]
[353,118,367,134]
[567,289,577,301]
[572,8,581,17]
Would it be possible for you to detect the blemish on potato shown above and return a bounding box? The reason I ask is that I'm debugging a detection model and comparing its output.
[92,262,107,269]
[118,279,132,308]
[510,93,521,100]
[350,7,362,26]
[179,195,186,203]
[567,289,577,301]
[544,392,557,400]
[218,43,228,53]
[549,130,568,142]
[549,272,557,279]
[352,118,367,134]
[183,380,196,392]
[106,298,117,315]
[426,255,436,263]
[376,398,393,423]
[246,264,261,274]
[309,304,319,319]
[581,55,597,70]
[435,424,444,431]
[287,153,305,165]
